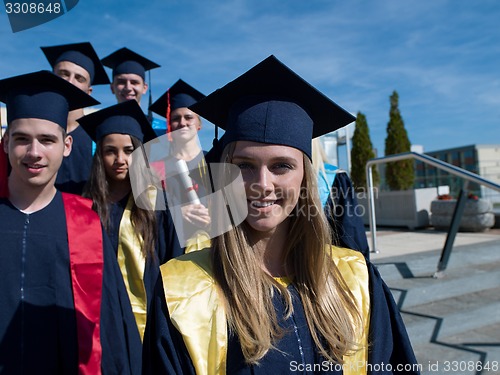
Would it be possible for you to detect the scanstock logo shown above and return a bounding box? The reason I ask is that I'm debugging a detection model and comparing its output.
[3,0,79,33]
[128,132,248,248]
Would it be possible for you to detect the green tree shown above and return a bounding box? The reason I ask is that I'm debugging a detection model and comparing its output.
[350,112,379,190]
[384,91,414,190]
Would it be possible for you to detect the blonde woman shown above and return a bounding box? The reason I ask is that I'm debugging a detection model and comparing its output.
[144,56,419,374]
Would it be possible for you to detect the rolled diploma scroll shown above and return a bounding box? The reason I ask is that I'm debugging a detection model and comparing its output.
[173,159,201,205]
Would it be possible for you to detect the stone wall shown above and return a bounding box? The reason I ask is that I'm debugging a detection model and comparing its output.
[430,198,495,232]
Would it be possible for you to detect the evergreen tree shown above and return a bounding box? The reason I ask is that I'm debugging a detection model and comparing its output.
[384,91,414,190]
[350,112,379,190]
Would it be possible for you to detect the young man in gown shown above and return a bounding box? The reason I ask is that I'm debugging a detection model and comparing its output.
[0,71,142,374]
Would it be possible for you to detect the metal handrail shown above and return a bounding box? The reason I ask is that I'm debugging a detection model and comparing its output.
[366,151,500,253]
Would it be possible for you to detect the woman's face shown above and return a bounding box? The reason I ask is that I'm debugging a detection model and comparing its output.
[101,133,134,183]
[232,141,304,235]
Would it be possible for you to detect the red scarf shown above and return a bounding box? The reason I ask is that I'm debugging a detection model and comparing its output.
[62,193,103,375]
[166,90,173,142]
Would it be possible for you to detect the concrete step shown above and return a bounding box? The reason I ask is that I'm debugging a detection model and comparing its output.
[412,322,500,375]
[371,238,500,374]
[374,238,500,283]
[412,342,499,375]
[400,287,500,346]
[390,267,500,309]
[373,240,500,309]
[379,259,500,311]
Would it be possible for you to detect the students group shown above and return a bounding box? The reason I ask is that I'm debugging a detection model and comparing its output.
[0,41,421,374]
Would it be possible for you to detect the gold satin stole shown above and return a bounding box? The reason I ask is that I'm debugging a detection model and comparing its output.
[117,192,156,341]
[185,230,211,253]
[161,246,370,375]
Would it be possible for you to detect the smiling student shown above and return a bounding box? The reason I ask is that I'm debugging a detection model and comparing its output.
[79,99,177,341]
[101,47,160,105]
[0,71,141,374]
[143,56,419,374]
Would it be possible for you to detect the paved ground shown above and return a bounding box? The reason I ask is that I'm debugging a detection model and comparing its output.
[368,227,500,260]
[366,227,500,375]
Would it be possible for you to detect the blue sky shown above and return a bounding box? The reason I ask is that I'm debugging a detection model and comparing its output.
[1,0,499,159]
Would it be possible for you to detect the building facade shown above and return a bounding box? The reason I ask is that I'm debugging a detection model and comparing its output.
[415,144,500,203]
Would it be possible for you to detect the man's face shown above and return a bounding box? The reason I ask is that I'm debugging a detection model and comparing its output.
[53,61,93,95]
[169,107,202,144]
[3,118,72,189]
[110,73,148,104]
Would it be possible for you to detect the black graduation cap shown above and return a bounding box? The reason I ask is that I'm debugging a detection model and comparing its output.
[190,55,355,159]
[150,79,205,117]
[101,47,160,80]
[0,70,99,130]
[77,100,157,143]
[40,42,110,85]
[149,79,205,134]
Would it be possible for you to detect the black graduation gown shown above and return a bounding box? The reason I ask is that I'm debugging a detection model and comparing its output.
[55,125,93,195]
[0,192,142,374]
[325,171,370,260]
[158,192,184,261]
[367,262,419,374]
[143,260,420,375]
[226,285,343,375]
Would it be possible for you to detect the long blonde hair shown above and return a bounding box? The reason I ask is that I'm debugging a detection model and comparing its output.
[211,142,361,364]
[312,138,330,180]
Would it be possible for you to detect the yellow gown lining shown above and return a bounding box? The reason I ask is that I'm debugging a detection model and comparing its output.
[116,191,156,341]
[161,246,370,374]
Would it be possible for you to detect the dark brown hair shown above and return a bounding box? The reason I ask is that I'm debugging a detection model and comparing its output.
[83,135,157,258]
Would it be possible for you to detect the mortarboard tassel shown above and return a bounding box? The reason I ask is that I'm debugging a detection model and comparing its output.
[166,90,172,141]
